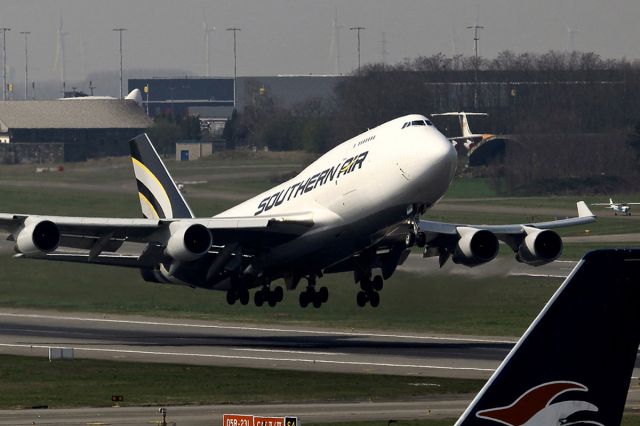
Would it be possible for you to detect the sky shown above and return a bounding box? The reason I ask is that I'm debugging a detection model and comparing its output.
[1,0,639,97]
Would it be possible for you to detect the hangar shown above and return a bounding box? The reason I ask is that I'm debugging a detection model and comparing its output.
[0,99,151,163]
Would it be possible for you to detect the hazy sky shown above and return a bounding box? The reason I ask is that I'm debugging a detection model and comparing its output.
[1,0,639,96]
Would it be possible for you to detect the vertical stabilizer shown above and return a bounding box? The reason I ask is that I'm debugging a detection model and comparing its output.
[456,249,640,426]
[460,113,473,138]
[129,134,194,219]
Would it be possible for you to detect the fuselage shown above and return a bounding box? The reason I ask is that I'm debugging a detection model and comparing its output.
[215,114,457,281]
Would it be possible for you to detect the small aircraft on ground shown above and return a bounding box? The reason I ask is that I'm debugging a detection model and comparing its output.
[0,115,595,308]
[591,198,640,216]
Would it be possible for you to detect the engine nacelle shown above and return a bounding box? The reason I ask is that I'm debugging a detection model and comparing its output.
[452,227,499,267]
[165,223,212,262]
[140,267,171,284]
[15,218,60,254]
[139,264,192,286]
[517,228,563,266]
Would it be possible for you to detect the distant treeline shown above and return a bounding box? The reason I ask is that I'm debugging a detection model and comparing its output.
[219,51,640,194]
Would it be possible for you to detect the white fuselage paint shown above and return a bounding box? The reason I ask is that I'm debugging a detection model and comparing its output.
[214,114,457,280]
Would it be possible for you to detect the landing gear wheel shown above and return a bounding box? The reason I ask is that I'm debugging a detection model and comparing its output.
[254,290,265,307]
[356,291,368,307]
[372,275,384,291]
[273,286,284,303]
[226,290,236,305]
[405,232,416,247]
[312,294,322,308]
[416,231,427,247]
[239,289,250,305]
[369,291,380,307]
[318,286,329,303]
[268,291,278,307]
[299,291,310,308]
[360,278,372,292]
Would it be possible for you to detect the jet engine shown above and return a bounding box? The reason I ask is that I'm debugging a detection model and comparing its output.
[165,223,212,262]
[139,264,194,286]
[452,227,499,267]
[15,218,60,254]
[516,227,563,266]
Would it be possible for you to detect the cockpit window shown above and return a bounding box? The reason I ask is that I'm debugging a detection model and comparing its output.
[402,119,432,129]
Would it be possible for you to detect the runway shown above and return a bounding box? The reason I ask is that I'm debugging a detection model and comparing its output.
[1,307,640,425]
[0,400,471,425]
[0,309,513,379]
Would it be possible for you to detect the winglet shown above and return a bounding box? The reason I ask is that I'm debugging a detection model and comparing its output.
[577,200,595,218]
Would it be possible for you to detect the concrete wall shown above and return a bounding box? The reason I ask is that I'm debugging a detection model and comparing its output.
[176,142,213,161]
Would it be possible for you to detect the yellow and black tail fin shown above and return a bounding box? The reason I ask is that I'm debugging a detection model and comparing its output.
[129,133,194,219]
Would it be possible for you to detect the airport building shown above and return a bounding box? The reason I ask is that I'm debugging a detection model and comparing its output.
[128,75,341,118]
[0,99,151,163]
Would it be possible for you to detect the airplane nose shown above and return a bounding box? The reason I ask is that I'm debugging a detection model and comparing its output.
[397,129,457,183]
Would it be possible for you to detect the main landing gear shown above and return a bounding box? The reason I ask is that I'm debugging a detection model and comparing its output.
[299,275,329,308]
[254,286,284,307]
[356,275,383,308]
[226,287,250,305]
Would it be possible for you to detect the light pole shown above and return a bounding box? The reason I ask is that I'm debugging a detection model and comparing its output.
[349,26,365,75]
[20,31,29,100]
[1,28,10,101]
[112,28,127,98]
[226,27,241,105]
[466,24,484,109]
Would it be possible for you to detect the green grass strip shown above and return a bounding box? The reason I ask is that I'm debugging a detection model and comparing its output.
[0,355,482,409]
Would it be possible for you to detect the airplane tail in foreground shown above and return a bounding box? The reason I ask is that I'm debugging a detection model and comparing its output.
[129,133,195,220]
[456,249,640,426]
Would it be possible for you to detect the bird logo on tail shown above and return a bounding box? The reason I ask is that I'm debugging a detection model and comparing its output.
[476,381,603,426]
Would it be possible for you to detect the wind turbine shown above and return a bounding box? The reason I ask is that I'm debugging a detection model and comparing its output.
[567,26,580,51]
[53,16,68,94]
[202,9,215,77]
[329,4,342,75]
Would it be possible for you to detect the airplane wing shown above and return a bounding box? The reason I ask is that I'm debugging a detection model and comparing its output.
[417,201,596,267]
[0,211,315,267]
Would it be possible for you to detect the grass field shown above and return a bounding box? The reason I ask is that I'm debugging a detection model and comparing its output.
[1,156,639,417]
[0,253,558,336]
[0,155,632,336]
[0,355,483,409]
[2,354,639,425]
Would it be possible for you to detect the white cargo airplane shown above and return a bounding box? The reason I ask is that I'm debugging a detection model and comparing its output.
[591,198,640,216]
[0,115,595,308]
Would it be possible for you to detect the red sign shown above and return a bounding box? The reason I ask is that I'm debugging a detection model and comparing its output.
[224,414,254,426]
[224,414,298,426]
[254,417,286,426]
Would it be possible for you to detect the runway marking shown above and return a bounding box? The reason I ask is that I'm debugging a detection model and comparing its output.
[0,343,496,373]
[510,273,568,278]
[0,312,515,344]
[233,348,345,356]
